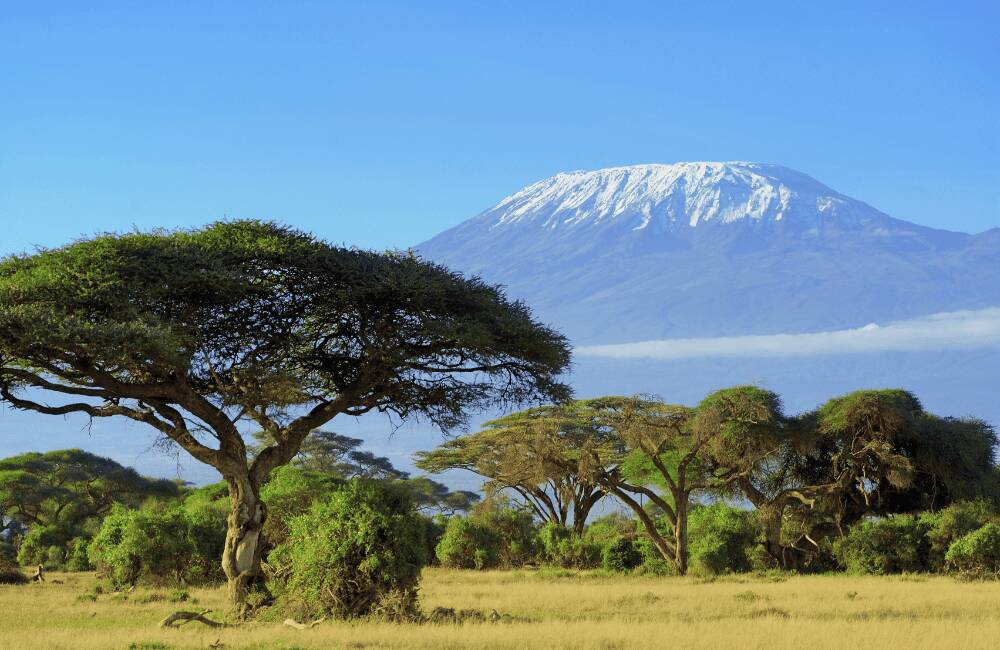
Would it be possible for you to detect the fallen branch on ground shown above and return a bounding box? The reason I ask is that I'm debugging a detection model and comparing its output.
[283,617,326,630]
[159,609,230,628]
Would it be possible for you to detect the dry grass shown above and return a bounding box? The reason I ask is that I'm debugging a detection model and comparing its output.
[3,569,1000,649]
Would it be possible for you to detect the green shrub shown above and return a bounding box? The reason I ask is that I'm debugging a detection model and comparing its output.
[923,500,997,571]
[633,514,675,575]
[421,515,446,566]
[688,504,759,575]
[471,498,539,568]
[436,516,501,569]
[88,503,226,587]
[259,466,342,549]
[268,479,427,620]
[65,536,95,571]
[17,523,80,568]
[602,536,642,573]
[833,515,930,575]
[945,523,1000,579]
[538,524,602,569]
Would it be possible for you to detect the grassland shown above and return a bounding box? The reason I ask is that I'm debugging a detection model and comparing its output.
[3,568,1000,649]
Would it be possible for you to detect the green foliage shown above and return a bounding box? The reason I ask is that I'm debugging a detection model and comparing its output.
[436,517,501,570]
[0,449,177,567]
[259,466,342,548]
[633,515,676,575]
[17,523,88,568]
[537,523,601,569]
[268,479,427,620]
[688,504,759,575]
[922,500,998,570]
[602,537,643,573]
[65,536,95,571]
[694,386,786,466]
[253,430,408,480]
[945,523,1000,578]
[469,498,540,568]
[88,503,226,587]
[0,220,571,439]
[833,515,931,575]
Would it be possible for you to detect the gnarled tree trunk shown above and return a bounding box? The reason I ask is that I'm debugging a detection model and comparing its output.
[222,472,268,617]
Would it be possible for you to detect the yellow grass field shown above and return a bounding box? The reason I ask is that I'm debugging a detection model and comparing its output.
[3,568,1000,649]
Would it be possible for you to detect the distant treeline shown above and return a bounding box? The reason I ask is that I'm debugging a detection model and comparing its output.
[4,386,999,589]
[417,387,1000,578]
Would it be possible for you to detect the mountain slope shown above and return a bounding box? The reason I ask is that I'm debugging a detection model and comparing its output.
[418,162,1000,344]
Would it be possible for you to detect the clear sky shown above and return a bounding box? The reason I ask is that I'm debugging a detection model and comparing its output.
[1,1,997,256]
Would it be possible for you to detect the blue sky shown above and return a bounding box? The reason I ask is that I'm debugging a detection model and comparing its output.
[1,2,997,483]
[1,1,997,257]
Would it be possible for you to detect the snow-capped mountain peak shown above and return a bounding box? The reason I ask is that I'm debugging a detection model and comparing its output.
[486,162,869,231]
[417,161,997,344]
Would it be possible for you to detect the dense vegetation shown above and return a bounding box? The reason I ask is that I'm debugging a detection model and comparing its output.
[2,385,997,624]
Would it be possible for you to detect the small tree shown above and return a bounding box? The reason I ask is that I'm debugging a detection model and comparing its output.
[0,221,570,614]
[832,515,930,575]
[416,414,605,533]
[252,429,407,479]
[512,389,783,575]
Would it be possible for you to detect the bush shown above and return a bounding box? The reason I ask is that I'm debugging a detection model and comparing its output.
[437,498,539,570]
[268,479,427,620]
[602,536,642,573]
[17,523,84,569]
[421,515,446,566]
[632,514,676,575]
[436,516,501,569]
[65,537,95,571]
[259,466,342,549]
[945,523,1000,579]
[833,515,930,575]
[537,524,601,569]
[923,500,997,571]
[0,555,27,585]
[88,503,226,587]
[688,504,759,575]
[471,498,539,568]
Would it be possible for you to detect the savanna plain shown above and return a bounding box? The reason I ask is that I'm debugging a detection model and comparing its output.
[4,568,1000,650]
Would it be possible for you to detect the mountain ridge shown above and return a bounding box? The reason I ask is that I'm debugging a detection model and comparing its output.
[417,162,1000,344]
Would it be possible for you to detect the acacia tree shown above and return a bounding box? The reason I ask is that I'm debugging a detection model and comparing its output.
[733,390,1000,569]
[574,388,784,575]
[415,409,606,533]
[0,221,570,613]
[252,429,407,479]
[0,449,176,563]
[0,449,175,527]
[254,428,480,516]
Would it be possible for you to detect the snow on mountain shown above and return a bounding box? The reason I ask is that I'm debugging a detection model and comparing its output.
[486,162,869,230]
[418,162,1000,345]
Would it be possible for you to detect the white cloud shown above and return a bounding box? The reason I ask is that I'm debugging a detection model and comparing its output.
[576,308,1000,360]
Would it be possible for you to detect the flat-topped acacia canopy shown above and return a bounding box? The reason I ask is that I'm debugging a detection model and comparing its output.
[0,220,571,613]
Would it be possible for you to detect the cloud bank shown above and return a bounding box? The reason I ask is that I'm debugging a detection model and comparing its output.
[576,308,1000,360]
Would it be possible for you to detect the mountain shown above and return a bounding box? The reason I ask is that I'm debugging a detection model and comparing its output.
[418,162,1000,344]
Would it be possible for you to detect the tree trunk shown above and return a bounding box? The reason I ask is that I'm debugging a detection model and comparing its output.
[221,472,267,617]
[674,498,688,576]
